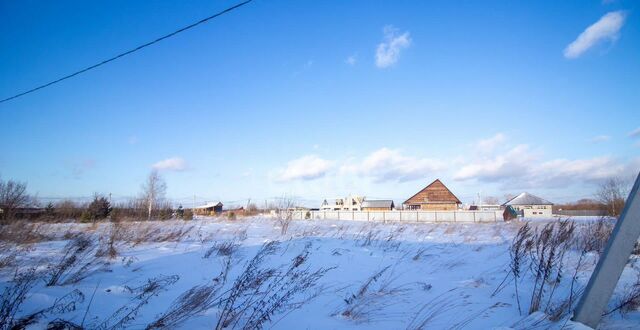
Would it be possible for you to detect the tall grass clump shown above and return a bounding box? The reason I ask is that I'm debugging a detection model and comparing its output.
[215,241,332,329]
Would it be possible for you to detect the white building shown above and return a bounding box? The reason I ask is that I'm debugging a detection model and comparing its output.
[320,195,365,211]
[502,192,553,218]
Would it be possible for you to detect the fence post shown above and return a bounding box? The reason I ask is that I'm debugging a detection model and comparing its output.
[473,212,476,223]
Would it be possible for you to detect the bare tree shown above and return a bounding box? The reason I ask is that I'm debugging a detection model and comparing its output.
[275,195,295,235]
[0,177,31,221]
[482,196,500,205]
[140,170,167,220]
[596,177,630,217]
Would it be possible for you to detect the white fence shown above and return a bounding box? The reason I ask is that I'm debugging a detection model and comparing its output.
[289,210,503,223]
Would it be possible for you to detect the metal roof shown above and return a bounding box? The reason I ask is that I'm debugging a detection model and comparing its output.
[502,193,553,206]
[362,200,395,208]
[194,201,223,209]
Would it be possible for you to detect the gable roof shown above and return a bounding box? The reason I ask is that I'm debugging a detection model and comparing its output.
[362,200,395,208]
[502,192,553,206]
[403,179,461,205]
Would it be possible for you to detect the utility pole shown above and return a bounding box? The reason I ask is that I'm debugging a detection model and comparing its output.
[573,172,640,327]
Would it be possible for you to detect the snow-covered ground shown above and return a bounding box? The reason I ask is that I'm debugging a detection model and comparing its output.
[1,217,639,329]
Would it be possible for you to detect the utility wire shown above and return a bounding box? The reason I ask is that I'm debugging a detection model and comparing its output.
[0,0,253,104]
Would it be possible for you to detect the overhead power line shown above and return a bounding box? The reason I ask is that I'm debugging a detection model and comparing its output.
[0,0,253,104]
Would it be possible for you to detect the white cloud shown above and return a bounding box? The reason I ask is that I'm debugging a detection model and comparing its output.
[454,145,535,182]
[275,155,333,182]
[454,139,635,188]
[128,135,139,145]
[476,133,506,153]
[533,157,624,187]
[375,25,412,68]
[589,135,611,143]
[345,54,357,66]
[629,127,640,138]
[152,157,188,171]
[564,11,626,59]
[342,148,444,183]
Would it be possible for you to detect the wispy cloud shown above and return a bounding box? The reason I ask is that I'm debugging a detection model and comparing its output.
[345,54,357,66]
[275,155,333,182]
[476,133,506,153]
[564,11,626,59]
[589,135,611,144]
[455,134,637,188]
[375,25,411,68]
[128,135,139,145]
[629,127,640,138]
[152,157,188,171]
[342,148,444,183]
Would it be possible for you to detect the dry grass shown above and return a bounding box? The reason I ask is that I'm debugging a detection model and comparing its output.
[336,266,411,323]
[0,267,39,330]
[46,235,110,286]
[204,241,239,259]
[90,274,180,329]
[147,259,231,329]
[215,241,333,329]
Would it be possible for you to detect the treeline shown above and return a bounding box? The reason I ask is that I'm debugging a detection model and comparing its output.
[0,171,193,223]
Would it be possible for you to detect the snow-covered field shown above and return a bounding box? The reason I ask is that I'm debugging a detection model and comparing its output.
[1,217,639,329]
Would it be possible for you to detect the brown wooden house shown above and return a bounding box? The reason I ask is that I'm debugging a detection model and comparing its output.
[403,179,461,211]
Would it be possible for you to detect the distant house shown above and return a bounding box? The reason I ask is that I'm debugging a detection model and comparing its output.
[403,179,461,211]
[193,201,223,216]
[361,200,395,211]
[320,195,364,211]
[502,193,553,218]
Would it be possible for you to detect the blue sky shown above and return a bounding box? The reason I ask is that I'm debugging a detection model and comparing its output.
[1,0,639,207]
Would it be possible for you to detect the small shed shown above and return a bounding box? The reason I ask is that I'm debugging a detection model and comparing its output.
[502,193,553,218]
[362,200,395,211]
[193,201,223,216]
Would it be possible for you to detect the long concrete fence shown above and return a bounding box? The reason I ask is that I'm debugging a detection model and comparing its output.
[289,210,504,223]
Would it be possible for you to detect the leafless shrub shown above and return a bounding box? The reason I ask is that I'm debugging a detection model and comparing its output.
[204,241,239,259]
[336,266,410,323]
[96,221,125,259]
[147,260,231,329]
[91,274,180,329]
[274,196,295,235]
[10,289,85,329]
[215,241,332,329]
[527,220,575,314]
[605,274,640,317]
[495,220,577,316]
[46,235,110,286]
[0,178,32,222]
[0,267,39,330]
[572,217,613,254]
[0,221,51,244]
[357,227,381,247]
[0,249,19,269]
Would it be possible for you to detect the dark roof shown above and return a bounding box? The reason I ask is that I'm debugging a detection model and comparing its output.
[502,192,553,206]
[362,200,394,208]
